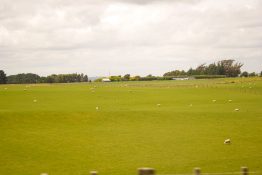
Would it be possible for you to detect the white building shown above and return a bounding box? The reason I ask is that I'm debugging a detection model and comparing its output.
[172,77,189,80]
[102,78,111,82]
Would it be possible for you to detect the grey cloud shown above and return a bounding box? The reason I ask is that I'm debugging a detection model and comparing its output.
[108,0,201,5]
[0,0,262,76]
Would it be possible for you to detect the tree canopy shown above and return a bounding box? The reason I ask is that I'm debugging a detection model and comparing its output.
[6,73,88,84]
[0,70,7,84]
[7,73,41,84]
[164,59,243,77]
[45,73,88,83]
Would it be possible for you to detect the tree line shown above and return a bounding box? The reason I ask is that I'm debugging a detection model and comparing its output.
[0,71,88,84]
[1,59,261,84]
[164,59,243,77]
[95,60,261,82]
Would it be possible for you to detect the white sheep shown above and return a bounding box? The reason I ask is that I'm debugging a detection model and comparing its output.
[33,99,37,103]
[157,104,161,107]
[235,108,239,111]
[212,100,216,102]
[96,106,99,110]
[224,139,231,144]
[90,171,98,175]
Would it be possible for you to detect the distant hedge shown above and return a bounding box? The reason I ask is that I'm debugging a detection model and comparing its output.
[7,73,88,84]
[193,75,226,79]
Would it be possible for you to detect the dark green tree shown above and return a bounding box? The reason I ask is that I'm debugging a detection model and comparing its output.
[109,75,121,81]
[123,74,130,81]
[164,59,243,77]
[240,71,248,77]
[218,59,243,77]
[195,64,206,75]
[163,70,187,77]
[83,75,88,82]
[187,68,194,75]
[0,70,7,84]
[7,73,41,84]
[249,72,256,77]
[45,73,88,83]
[130,76,140,81]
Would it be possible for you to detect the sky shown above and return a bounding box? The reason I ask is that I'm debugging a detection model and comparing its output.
[0,0,262,77]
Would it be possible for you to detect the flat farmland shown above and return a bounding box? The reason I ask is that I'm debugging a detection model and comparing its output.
[0,78,261,175]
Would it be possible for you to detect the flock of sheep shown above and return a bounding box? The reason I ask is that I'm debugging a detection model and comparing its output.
[93,92,236,145]
[3,84,238,145]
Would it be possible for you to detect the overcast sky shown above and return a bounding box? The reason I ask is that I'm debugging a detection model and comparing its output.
[0,0,262,76]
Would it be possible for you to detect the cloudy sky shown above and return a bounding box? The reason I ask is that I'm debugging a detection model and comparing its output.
[0,0,262,76]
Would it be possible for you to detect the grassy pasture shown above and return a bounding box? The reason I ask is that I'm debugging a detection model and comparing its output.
[0,78,262,175]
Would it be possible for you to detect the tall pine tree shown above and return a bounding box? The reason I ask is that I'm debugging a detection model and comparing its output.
[0,70,7,84]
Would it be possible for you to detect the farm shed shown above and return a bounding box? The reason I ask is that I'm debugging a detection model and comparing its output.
[172,77,189,80]
[102,78,111,82]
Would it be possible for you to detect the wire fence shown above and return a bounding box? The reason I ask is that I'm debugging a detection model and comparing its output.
[87,167,258,175]
[158,172,259,175]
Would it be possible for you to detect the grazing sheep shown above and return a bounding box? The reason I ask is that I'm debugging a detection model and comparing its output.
[189,104,193,107]
[212,100,216,102]
[224,139,231,144]
[235,108,239,111]
[40,173,48,175]
[90,171,98,175]
[96,106,99,110]
[33,99,37,103]
[157,104,161,107]
[228,100,232,102]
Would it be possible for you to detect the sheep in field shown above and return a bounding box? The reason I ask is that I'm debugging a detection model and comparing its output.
[224,139,231,144]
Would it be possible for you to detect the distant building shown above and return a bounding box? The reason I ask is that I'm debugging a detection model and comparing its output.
[102,78,111,82]
[172,77,189,80]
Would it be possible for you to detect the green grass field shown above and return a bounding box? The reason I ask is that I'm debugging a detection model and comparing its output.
[0,78,262,175]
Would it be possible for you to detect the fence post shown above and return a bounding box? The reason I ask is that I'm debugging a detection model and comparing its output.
[138,167,155,175]
[90,171,98,175]
[241,167,248,175]
[194,168,201,175]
